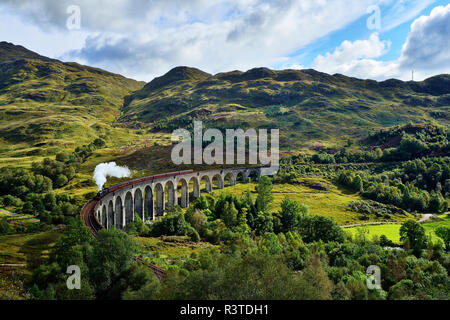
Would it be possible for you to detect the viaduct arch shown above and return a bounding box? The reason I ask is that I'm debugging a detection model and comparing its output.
[95,167,266,229]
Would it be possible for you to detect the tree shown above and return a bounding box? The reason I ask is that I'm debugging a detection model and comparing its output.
[352,175,364,193]
[220,202,238,228]
[259,232,283,255]
[298,215,345,243]
[124,263,160,293]
[55,152,70,163]
[279,197,308,233]
[255,176,274,214]
[55,174,69,188]
[22,201,34,214]
[122,277,161,300]
[194,196,209,211]
[185,209,208,235]
[389,279,415,300]
[149,213,189,236]
[52,218,93,267]
[0,217,12,235]
[242,189,257,228]
[428,191,446,212]
[379,234,395,247]
[43,193,57,211]
[435,226,450,251]
[125,214,149,236]
[93,138,106,148]
[254,210,274,235]
[87,229,138,295]
[293,255,334,299]
[54,278,95,300]
[399,220,427,256]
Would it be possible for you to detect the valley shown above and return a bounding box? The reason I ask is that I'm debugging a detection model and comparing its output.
[0,42,448,301]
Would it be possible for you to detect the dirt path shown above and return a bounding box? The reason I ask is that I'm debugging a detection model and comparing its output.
[341,221,401,228]
[341,213,435,228]
[0,208,39,222]
[418,214,433,223]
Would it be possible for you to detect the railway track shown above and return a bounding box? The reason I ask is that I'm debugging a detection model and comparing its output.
[80,198,166,280]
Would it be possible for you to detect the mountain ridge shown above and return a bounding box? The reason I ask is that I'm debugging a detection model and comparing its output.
[0,42,449,154]
[119,64,449,151]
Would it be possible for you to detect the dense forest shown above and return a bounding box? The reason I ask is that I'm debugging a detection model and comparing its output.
[1,123,449,300]
[28,176,449,300]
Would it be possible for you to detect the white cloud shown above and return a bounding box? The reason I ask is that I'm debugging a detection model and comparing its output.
[312,33,392,78]
[399,4,450,73]
[0,0,377,80]
[312,4,450,81]
[1,1,448,81]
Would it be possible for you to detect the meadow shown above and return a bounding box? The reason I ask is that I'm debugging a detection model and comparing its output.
[0,230,61,267]
[211,177,414,225]
[135,236,216,269]
[346,214,450,245]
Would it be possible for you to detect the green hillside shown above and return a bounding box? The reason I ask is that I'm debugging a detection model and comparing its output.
[0,42,448,211]
[0,42,145,168]
[121,66,450,151]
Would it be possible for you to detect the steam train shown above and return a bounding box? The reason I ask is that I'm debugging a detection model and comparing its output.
[95,169,194,199]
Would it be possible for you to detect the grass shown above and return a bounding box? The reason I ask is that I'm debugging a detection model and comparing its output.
[122,67,449,152]
[135,236,215,260]
[0,208,39,232]
[0,268,29,300]
[135,236,216,270]
[346,224,403,244]
[0,209,36,219]
[211,177,413,225]
[422,214,450,234]
[0,226,62,299]
[0,230,62,268]
[346,214,450,245]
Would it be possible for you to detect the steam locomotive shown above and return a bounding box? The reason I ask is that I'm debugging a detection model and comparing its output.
[95,169,194,199]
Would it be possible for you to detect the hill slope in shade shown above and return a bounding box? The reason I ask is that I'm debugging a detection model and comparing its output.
[121,66,449,151]
[0,41,56,64]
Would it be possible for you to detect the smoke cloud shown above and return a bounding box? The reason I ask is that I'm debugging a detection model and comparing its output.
[93,162,131,190]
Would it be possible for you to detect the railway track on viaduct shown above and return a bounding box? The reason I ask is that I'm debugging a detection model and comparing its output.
[80,198,166,280]
[80,166,269,281]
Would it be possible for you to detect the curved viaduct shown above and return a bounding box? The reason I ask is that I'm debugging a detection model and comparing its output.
[94,167,264,230]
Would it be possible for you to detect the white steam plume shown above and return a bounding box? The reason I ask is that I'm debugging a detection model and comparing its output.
[93,162,131,190]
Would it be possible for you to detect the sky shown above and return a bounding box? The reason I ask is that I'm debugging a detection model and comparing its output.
[0,0,449,82]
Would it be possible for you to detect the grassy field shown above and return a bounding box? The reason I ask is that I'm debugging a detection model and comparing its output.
[346,224,404,244]
[346,214,450,245]
[422,214,450,234]
[0,230,62,268]
[135,236,216,269]
[0,209,39,231]
[136,236,215,259]
[211,177,414,225]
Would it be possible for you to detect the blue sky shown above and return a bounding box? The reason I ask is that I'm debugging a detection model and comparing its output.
[293,0,448,65]
[0,0,449,81]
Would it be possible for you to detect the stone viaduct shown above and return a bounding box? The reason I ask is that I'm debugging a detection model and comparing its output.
[94,167,266,229]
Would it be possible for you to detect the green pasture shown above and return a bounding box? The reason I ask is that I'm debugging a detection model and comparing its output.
[211,177,413,225]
